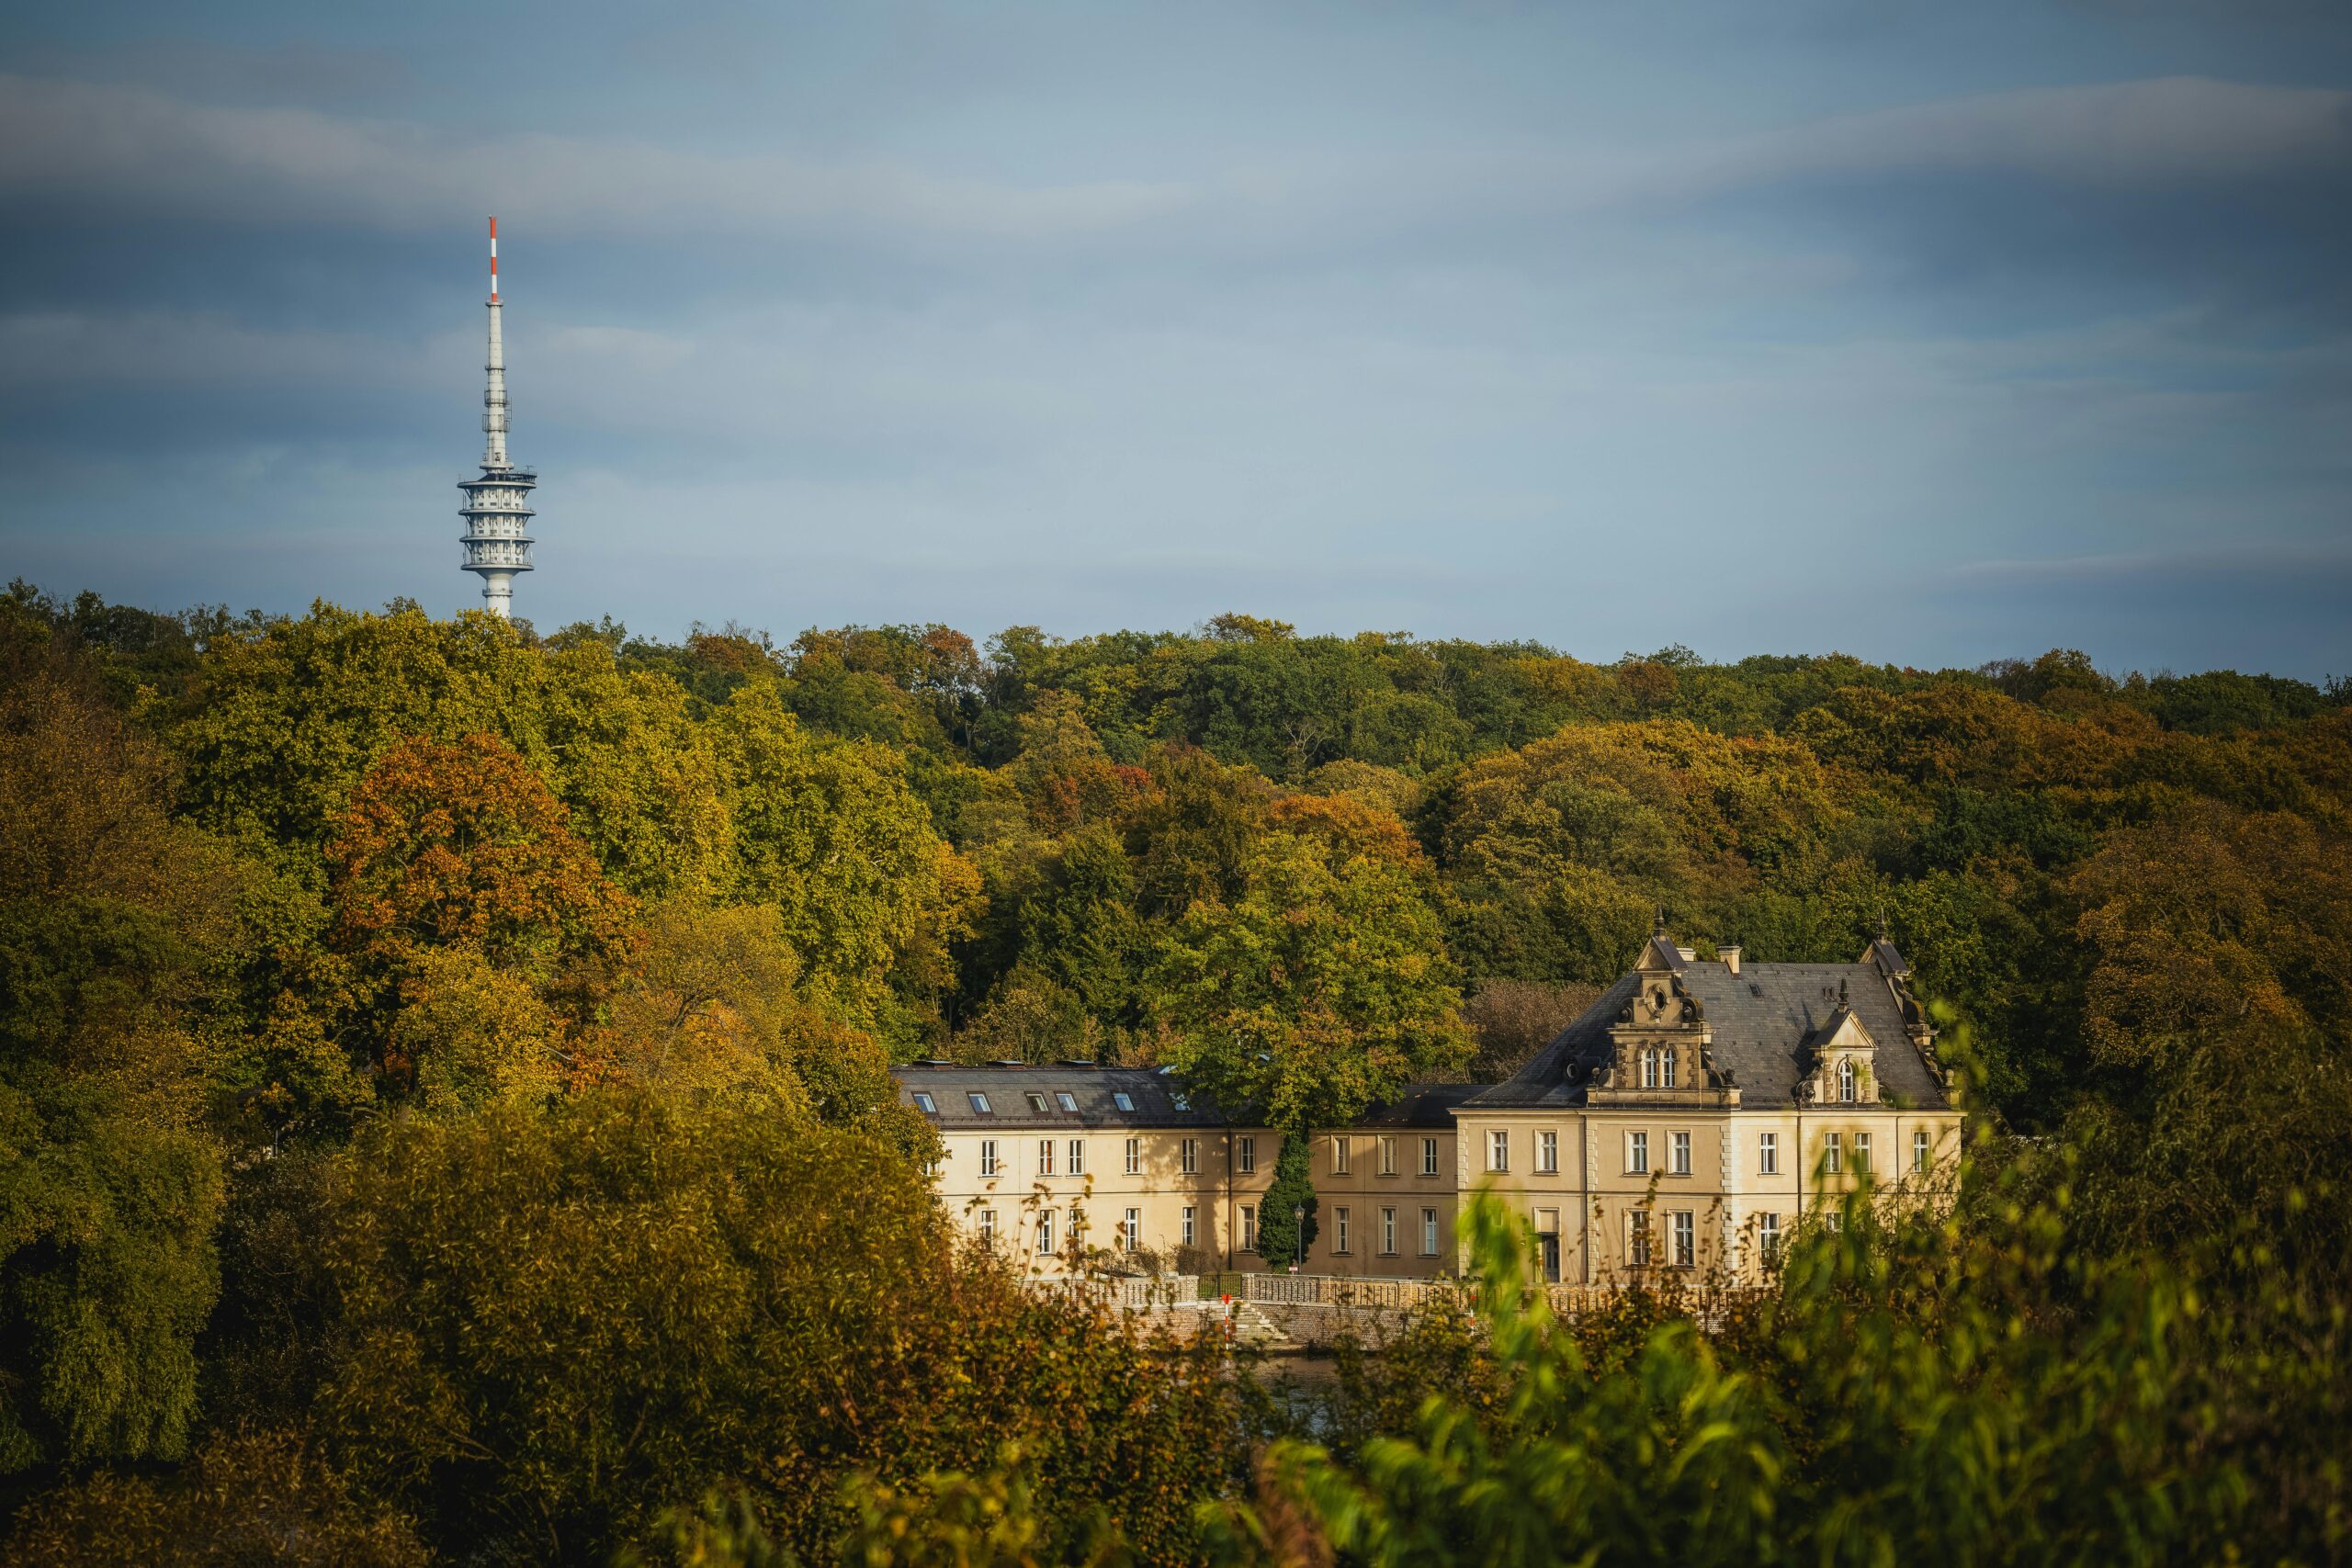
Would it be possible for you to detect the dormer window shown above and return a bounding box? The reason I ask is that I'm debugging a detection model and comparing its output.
[1661,1050,1678,1089]
[1837,1059,1857,1103]
[1641,1050,1659,1089]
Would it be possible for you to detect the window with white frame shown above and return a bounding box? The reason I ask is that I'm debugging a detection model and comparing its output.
[911,1090,936,1113]
[1537,1130,1558,1174]
[1758,1212,1780,1261]
[1826,1210,1844,1234]
[1758,1131,1779,1175]
[1379,1136,1396,1176]
[1670,1130,1691,1176]
[979,1140,1000,1178]
[1068,1138,1085,1177]
[1037,1138,1056,1177]
[1036,1211,1056,1254]
[1488,1130,1510,1173]
[1125,1136,1140,1175]
[1182,1206,1195,1248]
[1123,1207,1140,1250]
[1421,1136,1440,1177]
[1838,1058,1857,1103]
[1854,1131,1871,1175]
[1823,1132,1843,1175]
[1381,1207,1397,1255]
[1671,1210,1695,1268]
[979,1208,997,1244]
[1027,1092,1049,1114]
[1913,1129,1930,1174]
[1642,1049,1659,1089]
[1113,1090,1134,1112]
[1181,1138,1199,1175]
[968,1092,993,1114]
[1334,1207,1351,1253]
[1241,1205,1256,1251]
[1628,1131,1649,1175]
[1629,1210,1653,1268]
[1334,1135,1351,1175]
[1238,1135,1256,1174]
[1421,1208,1439,1255]
[1661,1050,1678,1089]
[1056,1091,1079,1112]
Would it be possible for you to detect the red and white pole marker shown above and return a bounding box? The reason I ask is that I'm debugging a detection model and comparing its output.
[489,216,499,303]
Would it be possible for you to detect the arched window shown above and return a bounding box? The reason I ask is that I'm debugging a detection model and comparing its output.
[1838,1058,1857,1103]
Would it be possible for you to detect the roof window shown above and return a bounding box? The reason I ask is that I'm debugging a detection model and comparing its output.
[1026,1092,1050,1114]
[911,1090,936,1114]
[968,1092,992,1114]
[1113,1091,1135,1112]
[1056,1091,1079,1112]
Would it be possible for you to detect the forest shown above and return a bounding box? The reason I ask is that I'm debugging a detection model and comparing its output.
[2,582,2346,1563]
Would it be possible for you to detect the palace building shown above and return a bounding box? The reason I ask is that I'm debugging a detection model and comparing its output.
[893,923,1961,1283]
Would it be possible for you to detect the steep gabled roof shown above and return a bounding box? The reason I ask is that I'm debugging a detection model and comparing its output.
[1462,954,1948,1111]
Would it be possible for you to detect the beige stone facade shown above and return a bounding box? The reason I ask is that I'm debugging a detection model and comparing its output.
[895,930,1962,1283]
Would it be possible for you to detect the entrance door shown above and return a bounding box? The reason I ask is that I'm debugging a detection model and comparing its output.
[1539,1232,1561,1284]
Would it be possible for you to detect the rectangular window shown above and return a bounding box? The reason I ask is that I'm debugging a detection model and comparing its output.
[1824,1132,1843,1175]
[1182,1206,1196,1248]
[1826,1211,1844,1234]
[1181,1138,1199,1176]
[1241,1205,1256,1251]
[1642,1049,1658,1089]
[1067,1138,1085,1177]
[1381,1207,1397,1255]
[968,1092,992,1114]
[1537,1130,1558,1174]
[1125,1136,1140,1175]
[1421,1137,1440,1177]
[1758,1212,1780,1262]
[1914,1129,1931,1174]
[911,1090,936,1113]
[1629,1210,1652,1268]
[1027,1092,1049,1114]
[1113,1090,1135,1112]
[979,1140,1000,1178]
[1123,1207,1140,1250]
[1672,1211,1695,1268]
[1758,1132,1779,1176]
[1037,1138,1056,1177]
[1670,1130,1691,1176]
[1662,1049,1679,1089]
[1056,1091,1079,1112]
[1238,1136,1256,1174]
[1628,1131,1649,1175]
[1036,1211,1056,1255]
[1334,1135,1350,1175]
[1421,1208,1439,1255]
[1488,1130,1510,1173]
[1854,1132,1871,1175]
[979,1208,997,1244]
[1379,1136,1396,1176]
[1334,1207,1351,1254]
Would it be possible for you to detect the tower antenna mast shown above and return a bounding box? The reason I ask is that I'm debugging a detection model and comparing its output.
[457,216,537,616]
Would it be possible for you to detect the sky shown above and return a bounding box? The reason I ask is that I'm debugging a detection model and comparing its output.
[3,2,2348,678]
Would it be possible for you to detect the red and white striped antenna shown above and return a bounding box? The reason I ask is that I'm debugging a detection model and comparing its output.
[489,215,499,303]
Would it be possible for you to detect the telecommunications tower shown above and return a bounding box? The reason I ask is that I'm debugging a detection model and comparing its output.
[457,217,537,616]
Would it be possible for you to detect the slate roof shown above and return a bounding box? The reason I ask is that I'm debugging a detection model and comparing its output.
[892,1065,1483,1132]
[893,1065,1226,1130]
[1462,955,1950,1111]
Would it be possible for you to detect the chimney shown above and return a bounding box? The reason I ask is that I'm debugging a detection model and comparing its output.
[1721,945,1741,976]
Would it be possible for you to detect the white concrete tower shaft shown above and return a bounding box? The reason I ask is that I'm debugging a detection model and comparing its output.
[458,216,537,617]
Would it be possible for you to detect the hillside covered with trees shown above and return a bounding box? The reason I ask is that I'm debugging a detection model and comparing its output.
[3,583,2346,1562]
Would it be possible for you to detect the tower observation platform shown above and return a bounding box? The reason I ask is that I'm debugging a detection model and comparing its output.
[458,218,537,617]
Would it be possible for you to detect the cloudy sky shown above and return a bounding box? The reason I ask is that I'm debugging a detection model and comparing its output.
[3,2,2348,675]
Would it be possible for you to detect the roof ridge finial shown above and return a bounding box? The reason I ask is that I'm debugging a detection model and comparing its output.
[1838,974,1849,1007]
[1655,905,1668,936]
[1877,906,1891,942]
